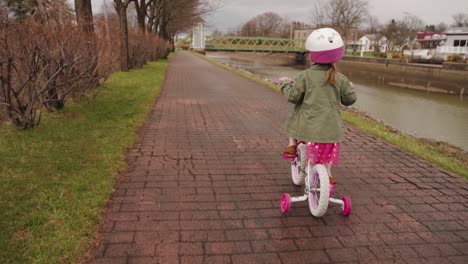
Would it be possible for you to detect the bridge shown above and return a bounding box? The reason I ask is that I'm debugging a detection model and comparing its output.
[204,36,305,53]
[176,24,307,53]
[176,35,306,53]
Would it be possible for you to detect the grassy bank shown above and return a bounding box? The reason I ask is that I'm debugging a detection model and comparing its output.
[0,59,168,263]
[193,51,468,179]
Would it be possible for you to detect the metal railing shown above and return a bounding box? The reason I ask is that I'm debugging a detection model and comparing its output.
[436,46,468,54]
[204,36,305,52]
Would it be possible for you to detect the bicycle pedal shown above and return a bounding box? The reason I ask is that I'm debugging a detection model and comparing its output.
[282,153,296,159]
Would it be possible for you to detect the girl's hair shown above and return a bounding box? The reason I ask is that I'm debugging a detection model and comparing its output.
[325,64,337,86]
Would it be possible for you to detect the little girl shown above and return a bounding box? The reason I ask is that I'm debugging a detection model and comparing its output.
[277,28,357,181]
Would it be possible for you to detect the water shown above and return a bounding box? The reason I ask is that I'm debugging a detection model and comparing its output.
[206,52,468,151]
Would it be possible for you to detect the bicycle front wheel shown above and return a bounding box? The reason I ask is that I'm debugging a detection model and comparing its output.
[307,163,330,217]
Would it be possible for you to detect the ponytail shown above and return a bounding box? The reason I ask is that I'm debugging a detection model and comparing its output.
[325,64,337,86]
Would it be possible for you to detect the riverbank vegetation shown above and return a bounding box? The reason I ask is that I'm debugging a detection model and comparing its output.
[0,60,168,263]
[1,0,218,128]
[0,1,170,128]
[194,52,468,179]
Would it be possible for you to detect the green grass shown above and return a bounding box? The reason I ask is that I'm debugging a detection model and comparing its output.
[193,51,468,179]
[345,51,376,57]
[341,110,468,178]
[0,59,169,263]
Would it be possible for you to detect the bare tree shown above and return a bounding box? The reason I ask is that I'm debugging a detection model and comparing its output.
[132,0,151,33]
[367,15,380,33]
[240,20,258,37]
[256,12,284,36]
[384,19,410,51]
[74,0,94,32]
[452,13,468,27]
[239,12,285,37]
[114,0,131,71]
[309,0,328,28]
[146,0,218,43]
[403,13,424,34]
[327,0,369,41]
[403,12,424,48]
[435,22,448,32]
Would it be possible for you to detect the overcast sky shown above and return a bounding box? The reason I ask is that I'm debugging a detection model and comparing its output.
[91,0,468,33]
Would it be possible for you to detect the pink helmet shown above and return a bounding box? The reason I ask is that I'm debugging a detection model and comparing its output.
[305,28,344,64]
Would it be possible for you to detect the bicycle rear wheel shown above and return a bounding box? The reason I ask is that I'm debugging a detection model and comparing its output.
[290,143,306,185]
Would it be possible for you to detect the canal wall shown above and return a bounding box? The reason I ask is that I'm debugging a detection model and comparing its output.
[338,57,468,95]
[206,51,468,95]
[207,51,297,66]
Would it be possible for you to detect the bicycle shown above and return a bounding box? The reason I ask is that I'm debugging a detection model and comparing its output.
[280,141,352,217]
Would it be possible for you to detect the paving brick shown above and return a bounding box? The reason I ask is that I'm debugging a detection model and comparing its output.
[325,247,361,262]
[105,243,155,257]
[280,250,330,264]
[448,255,468,264]
[337,234,384,247]
[252,239,297,253]
[231,253,281,264]
[411,243,461,257]
[379,232,425,245]
[205,241,252,254]
[417,231,464,243]
[369,245,419,259]
[180,230,225,242]
[450,242,468,254]
[225,229,269,241]
[102,232,134,244]
[88,257,127,264]
[127,257,158,264]
[296,237,343,250]
[269,227,312,239]
[85,51,468,263]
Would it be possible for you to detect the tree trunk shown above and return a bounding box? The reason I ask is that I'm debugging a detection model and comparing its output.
[74,0,94,33]
[134,0,146,33]
[115,1,129,71]
[158,1,170,41]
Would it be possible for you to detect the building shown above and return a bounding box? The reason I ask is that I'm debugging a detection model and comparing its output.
[414,32,446,49]
[293,27,362,47]
[357,34,388,53]
[294,29,315,40]
[192,23,205,50]
[436,27,468,56]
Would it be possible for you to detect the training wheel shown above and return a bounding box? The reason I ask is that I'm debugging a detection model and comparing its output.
[280,193,292,213]
[341,196,352,216]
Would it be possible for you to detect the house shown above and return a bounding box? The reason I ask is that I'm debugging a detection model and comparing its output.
[436,27,468,56]
[357,34,388,53]
[414,32,446,49]
[294,29,315,40]
[293,27,361,45]
[403,32,446,60]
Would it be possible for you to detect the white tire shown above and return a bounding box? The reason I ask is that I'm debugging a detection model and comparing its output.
[291,143,306,185]
[291,159,302,185]
[307,163,330,217]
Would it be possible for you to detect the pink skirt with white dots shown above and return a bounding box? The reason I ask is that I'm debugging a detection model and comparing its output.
[306,142,340,166]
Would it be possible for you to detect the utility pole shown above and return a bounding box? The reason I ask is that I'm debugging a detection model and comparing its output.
[290,22,293,39]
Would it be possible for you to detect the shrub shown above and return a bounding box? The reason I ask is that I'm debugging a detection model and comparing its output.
[0,16,114,128]
[0,5,170,128]
[128,32,170,69]
[446,54,464,63]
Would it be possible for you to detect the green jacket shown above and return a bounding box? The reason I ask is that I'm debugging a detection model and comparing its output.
[280,64,357,143]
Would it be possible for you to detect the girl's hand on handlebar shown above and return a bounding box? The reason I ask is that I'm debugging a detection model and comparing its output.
[275,77,293,85]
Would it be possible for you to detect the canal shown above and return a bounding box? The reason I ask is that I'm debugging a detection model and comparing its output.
[206,52,468,151]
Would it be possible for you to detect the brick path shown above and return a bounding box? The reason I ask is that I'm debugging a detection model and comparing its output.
[87,51,468,263]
